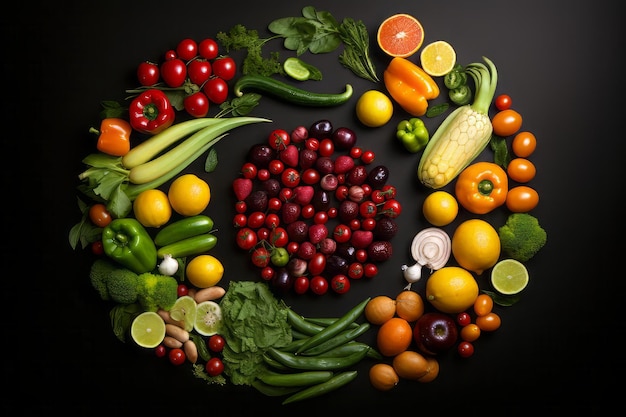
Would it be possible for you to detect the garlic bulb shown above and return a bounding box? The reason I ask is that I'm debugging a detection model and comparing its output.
[401,227,451,289]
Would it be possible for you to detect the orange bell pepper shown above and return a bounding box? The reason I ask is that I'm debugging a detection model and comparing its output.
[89,118,132,156]
[455,162,508,214]
[383,57,439,117]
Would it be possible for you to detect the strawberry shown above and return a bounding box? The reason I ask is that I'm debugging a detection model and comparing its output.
[350,230,373,249]
[292,185,314,206]
[279,144,299,167]
[333,155,355,174]
[232,178,252,201]
[308,224,329,244]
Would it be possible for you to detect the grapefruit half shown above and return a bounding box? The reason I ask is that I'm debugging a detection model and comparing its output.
[377,14,424,58]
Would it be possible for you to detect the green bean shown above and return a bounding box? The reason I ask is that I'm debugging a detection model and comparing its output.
[300,322,370,356]
[281,337,310,353]
[318,341,382,359]
[266,346,369,371]
[295,297,371,354]
[258,370,334,387]
[290,329,311,340]
[281,371,358,405]
[304,317,360,329]
[287,308,325,335]
[262,352,292,372]
[251,379,301,397]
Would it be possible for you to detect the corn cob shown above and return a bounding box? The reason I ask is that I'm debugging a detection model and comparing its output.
[418,57,498,189]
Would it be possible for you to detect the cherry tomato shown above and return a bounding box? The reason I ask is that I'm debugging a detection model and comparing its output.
[507,158,536,183]
[492,109,523,137]
[287,241,299,255]
[176,38,198,61]
[256,227,270,241]
[301,204,314,219]
[268,129,290,151]
[476,312,501,332]
[203,77,229,104]
[91,240,104,255]
[250,247,270,268]
[359,201,377,218]
[257,168,270,181]
[198,38,219,60]
[473,294,494,316]
[212,56,236,80]
[382,185,397,200]
[89,203,112,227]
[305,138,319,151]
[160,58,187,88]
[269,227,289,247]
[456,312,472,327]
[268,159,285,175]
[460,323,481,342]
[318,139,334,157]
[235,201,247,213]
[313,211,328,225]
[236,227,258,250]
[183,91,209,118]
[233,213,247,227]
[164,49,177,61]
[247,211,266,229]
[309,275,329,295]
[347,262,364,279]
[281,168,301,188]
[154,344,167,358]
[350,147,362,159]
[137,61,159,86]
[506,185,539,212]
[293,276,310,294]
[307,253,327,276]
[260,266,275,281]
[371,190,385,204]
[382,199,402,218]
[268,197,282,212]
[328,207,338,218]
[512,131,537,157]
[168,348,186,365]
[333,224,352,243]
[187,59,212,85]
[279,187,293,201]
[361,150,375,164]
[331,274,351,294]
[301,168,320,185]
[265,213,280,228]
[177,284,189,297]
[457,341,475,358]
[208,334,225,353]
[206,357,224,376]
[364,263,378,277]
[494,94,512,111]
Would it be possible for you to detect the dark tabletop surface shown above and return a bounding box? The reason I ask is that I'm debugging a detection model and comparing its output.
[4,0,622,415]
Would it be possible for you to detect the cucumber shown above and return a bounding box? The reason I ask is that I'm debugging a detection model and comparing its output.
[156,233,217,258]
[154,215,214,247]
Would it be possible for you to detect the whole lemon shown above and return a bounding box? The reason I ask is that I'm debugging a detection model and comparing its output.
[422,191,459,226]
[133,189,172,228]
[168,174,211,216]
[425,266,479,314]
[356,90,394,127]
[186,255,224,289]
[451,219,500,275]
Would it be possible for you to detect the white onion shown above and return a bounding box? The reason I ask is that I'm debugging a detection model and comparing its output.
[158,254,179,276]
[401,227,451,289]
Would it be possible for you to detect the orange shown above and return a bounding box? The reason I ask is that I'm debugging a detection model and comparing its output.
[394,290,424,322]
[377,14,424,58]
[376,317,413,357]
[167,174,211,216]
[364,295,396,325]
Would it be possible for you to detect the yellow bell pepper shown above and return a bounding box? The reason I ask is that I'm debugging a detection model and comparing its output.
[454,162,508,214]
[383,57,440,117]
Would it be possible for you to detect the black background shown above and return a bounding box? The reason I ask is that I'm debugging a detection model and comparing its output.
[4,0,623,414]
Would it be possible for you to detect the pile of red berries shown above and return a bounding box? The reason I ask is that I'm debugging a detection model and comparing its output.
[134,37,236,118]
[232,119,402,295]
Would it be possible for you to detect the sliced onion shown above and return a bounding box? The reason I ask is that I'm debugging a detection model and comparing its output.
[401,227,451,289]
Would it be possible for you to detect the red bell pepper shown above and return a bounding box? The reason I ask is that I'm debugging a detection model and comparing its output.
[89,118,132,156]
[128,89,175,135]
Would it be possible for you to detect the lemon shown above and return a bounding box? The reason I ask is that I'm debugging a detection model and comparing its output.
[130,311,166,348]
[420,40,456,77]
[356,90,394,127]
[194,301,222,336]
[491,259,529,295]
[425,266,479,314]
[133,189,172,228]
[168,174,211,216]
[186,254,224,289]
[422,191,458,226]
[451,219,501,275]
[169,295,197,331]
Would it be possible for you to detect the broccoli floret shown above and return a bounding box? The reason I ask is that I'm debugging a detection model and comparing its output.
[136,273,179,312]
[89,259,118,301]
[498,213,547,262]
[106,268,139,304]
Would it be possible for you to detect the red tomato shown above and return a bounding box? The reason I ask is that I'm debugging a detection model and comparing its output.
[247,211,266,229]
[235,201,247,213]
[318,139,334,157]
[268,159,285,175]
[281,168,301,188]
[361,150,375,164]
[183,91,209,118]
[269,227,289,247]
[154,345,167,358]
[359,201,377,218]
[492,109,523,137]
[333,224,352,243]
[309,276,329,295]
[307,253,326,276]
[350,147,362,159]
[176,38,198,61]
[331,274,351,294]
[361,218,376,231]
[236,227,258,250]
[198,38,219,60]
[164,49,177,61]
[168,348,186,365]
[494,94,512,111]
[456,312,472,327]
[177,284,189,297]
[187,59,212,85]
[512,131,537,157]
[91,240,104,255]
[268,129,290,150]
[260,266,274,281]
[205,357,224,376]
[89,203,112,227]
[268,197,282,212]
[382,199,402,218]
[313,211,328,225]
[507,158,536,183]
[301,168,320,185]
[251,246,271,268]
[208,334,225,353]
[457,341,475,358]
[382,185,397,199]
[203,77,229,104]
[364,263,378,277]
[137,61,159,86]
[506,185,539,212]
[212,56,236,80]
[241,162,257,179]
[293,276,310,294]
[347,262,364,279]
[265,213,280,228]
[160,58,187,87]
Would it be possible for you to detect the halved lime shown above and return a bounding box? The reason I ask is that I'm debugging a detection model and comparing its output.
[194,301,222,336]
[169,295,197,332]
[283,57,311,81]
[490,259,529,295]
[130,311,166,348]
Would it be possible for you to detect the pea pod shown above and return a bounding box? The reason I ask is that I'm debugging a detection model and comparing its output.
[300,322,370,356]
[258,370,334,387]
[154,215,214,247]
[156,233,217,258]
[281,371,358,405]
[266,346,369,371]
[295,297,370,354]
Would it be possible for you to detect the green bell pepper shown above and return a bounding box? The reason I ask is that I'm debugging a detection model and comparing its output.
[102,218,157,274]
[396,118,429,153]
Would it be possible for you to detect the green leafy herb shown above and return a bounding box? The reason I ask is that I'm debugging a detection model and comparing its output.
[100,101,126,119]
[68,197,103,249]
[109,303,142,343]
[216,24,284,76]
[426,103,450,118]
[337,17,379,82]
[192,363,227,385]
[489,134,511,168]
[204,148,218,172]
[215,93,261,117]
[482,290,521,307]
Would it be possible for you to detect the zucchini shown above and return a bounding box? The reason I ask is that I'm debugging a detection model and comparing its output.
[154,215,214,247]
[157,233,217,258]
[233,75,353,107]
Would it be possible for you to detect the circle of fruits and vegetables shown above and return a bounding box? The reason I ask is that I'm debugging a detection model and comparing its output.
[69,7,547,405]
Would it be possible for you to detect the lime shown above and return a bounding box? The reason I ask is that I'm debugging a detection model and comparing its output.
[130,311,166,348]
[194,301,222,336]
[490,259,529,295]
[169,295,197,332]
[284,57,311,81]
